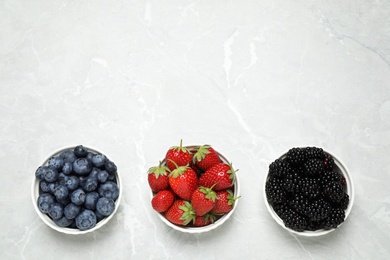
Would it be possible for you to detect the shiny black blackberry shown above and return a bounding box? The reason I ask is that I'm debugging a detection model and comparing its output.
[273,202,289,219]
[266,177,286,205]
[320,171,341,188]
[305,198,331,222]
[282,208,308,232]
[269,159,291,179]
[332,193,349,210]
[323,208,345,229]
[323,154,334,171]
[303,159,324,177]
[289,194,310,215]
[305,147,325,159]
[283,171,302,193]
[299,177,320,200]
[324,181,345,203]
[286,148,307,165]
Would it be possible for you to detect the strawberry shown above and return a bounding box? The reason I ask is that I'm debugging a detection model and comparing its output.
[148,161,170,192]
[192,145,221,171]
[191,185,218,216]
[211,189,240,214]
[165,140,193,171]
[151,190,175,213]
[199,162,238,191]
[194,213,217,227]
[165,200,196,225]
[168,163,198,201]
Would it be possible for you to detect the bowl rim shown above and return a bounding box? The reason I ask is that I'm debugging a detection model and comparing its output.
[263,147,354,237]
[31,145,123,235]
[150,144,240,234]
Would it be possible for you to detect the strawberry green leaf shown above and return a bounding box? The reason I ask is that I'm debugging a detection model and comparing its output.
[171,139,192,154]
[148,161,170,178]
[192,145,211,163]
[179,201,196,225]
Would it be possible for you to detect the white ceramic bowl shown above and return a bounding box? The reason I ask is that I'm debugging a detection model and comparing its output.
[264,148,354,237]
[150,145,240,234]
[32,145,122,235]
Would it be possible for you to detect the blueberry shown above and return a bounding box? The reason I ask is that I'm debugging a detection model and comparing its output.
[64,175,79,191]
[54,185,69,201]
[82,177,98,192]
[95,210,105,222]
[44,167,59,182]
[48,203,63,220]
[104,160,117,174]
[57,196,70,206]
[74,145,88,158]
[58,172,67,185]
[91,154,106,168]
[48,182,59,194]
[73,158,92,176]
[84,192,100,210]
[40,181,51,192]
[75,209,97,231]
[64,203,81,219]
[35,166,48,181]
[97,170,109,183]
[96,197,115,217]
[89,167,101,179]
[107,174,115,181]
[62,162,73,175]
[60,149,77,163]
[37,193,55,214]
[54,216,73,227]
[71,188,86,205]
[48,156,64,171]
[98,181,119,200]
[86,152,94,161]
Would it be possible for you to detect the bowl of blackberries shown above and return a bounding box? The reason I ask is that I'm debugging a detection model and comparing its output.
[264,147,354,236]
[32,145,122,234]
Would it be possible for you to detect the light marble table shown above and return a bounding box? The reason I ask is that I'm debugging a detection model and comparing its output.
[1,0,390,259]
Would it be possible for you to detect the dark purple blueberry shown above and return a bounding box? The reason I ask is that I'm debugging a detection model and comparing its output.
[64,203,81,219]
[82,177,98,192]
[54,216,73,227]
[86,152,94,161]
[89,168,101,179]
[70,188,86,205]
[73,158,92,176]
[91,153,107,168]
[75,209,97,231]
[65,175,80,191]
[37,193,56,214]
[104,160,117,174]
[62,162,73,175]
[58,172,67,185]
[48,182,60,194]
[96,197,115,216]
[95,210,105,222]
[48,156,64,171]
[54,185,69,201]
[98,181,119,200]
[97,170,109,183]
[44,167,59,183]
[74,145,88,158]
[48,203,63,220]
[84,192,100,210]
[60,149,77,163]
[35,166,48,181]
[40,181,51,192]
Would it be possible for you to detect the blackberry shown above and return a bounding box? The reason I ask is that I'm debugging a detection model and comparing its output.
[303,159,324,177]
[286,148,307,166]
[299,177,320,200]
[323,154,334,171]
[323,208,345,229]
[289,194,310,216]
[305,147,325,159]
[320,171,341,188]
[266,177,286,205]
[324,181,345,203]
[273,202,289,219]
[282,208,308,232]
[269,159,291,179]
[283,171,302,193]
[332,193,349,210]
[307,220,324,231]
[305,198,331,222]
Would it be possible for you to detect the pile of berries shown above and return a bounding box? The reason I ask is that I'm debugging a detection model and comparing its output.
[266,147,349,232]
[35,145,120,231]
[148,140,240,227]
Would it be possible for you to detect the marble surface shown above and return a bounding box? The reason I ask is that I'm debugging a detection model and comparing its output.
[1,0,390,259]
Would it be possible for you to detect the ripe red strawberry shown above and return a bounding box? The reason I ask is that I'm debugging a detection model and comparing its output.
[211,189,240,214]
[191,185,218,216]
[165,140,193,171]
[148,161,170,192]
[165,200,196,225]
[192,145,221,171]
[194,213,217,227]
[169,164,198,201]
[199,162,238,191]
[151,190,175,213]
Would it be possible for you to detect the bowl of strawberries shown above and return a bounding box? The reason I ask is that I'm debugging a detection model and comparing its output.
[148,140,240,233]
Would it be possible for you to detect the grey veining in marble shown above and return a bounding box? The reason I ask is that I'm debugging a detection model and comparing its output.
[1,0,390,259]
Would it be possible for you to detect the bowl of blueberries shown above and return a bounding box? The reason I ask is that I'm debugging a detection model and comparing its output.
[264,147,354,237]
[32,145,122,235]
